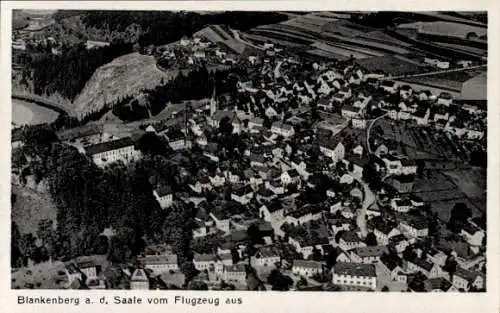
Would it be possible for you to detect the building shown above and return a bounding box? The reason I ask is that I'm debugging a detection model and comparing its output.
[292,260,325,277]
[319,138,345,163]
[332,263,377,290]
[400,218,429,238]
[85,137,140,167]
[137,254,179,274]
[271,122,295,138]
[193,254,218,272]
[76,261,98,280]
[390,198,413,213]
[130,268,150,290]
[338,231,366,251]
[259,202,285,221]
[405,258,442,278]
[452,267,485,291]
[231,185,254,205]
[460,222,485,247]
[250,246,281,267]
[223,264,247,284]
[153,186,173,209]
[349,246,388,264]
[374,224,401,246]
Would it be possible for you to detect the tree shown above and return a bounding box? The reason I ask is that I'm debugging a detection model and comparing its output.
[187,280,208,290]
[267,269,293,291]
[365,232,378,246]
[402,246,416,262]
[180,261,198,284]
[296,276,308,289]
[381,286,389,292]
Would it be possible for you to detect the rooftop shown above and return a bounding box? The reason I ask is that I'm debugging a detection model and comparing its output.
[334,262,376,278]
[85,137,135,155]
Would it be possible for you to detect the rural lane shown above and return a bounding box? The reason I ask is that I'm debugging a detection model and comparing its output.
[356,178,376,238]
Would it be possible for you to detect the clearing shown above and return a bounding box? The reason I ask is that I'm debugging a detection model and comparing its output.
[11,181,57,236]
[73,52,176,118]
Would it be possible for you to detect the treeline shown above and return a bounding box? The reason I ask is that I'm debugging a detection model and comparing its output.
[28,41,133,101]
[11,125,183,264]
[80,11,288,47]
[112,66,243,122]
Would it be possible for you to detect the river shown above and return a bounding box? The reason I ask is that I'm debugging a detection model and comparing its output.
[12,98,60,126]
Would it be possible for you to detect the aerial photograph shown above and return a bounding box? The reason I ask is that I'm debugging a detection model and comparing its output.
[11,10,487,292]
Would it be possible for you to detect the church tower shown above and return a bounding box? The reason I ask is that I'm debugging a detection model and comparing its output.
[210,85,217,117]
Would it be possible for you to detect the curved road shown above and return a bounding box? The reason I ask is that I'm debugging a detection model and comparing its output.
[366,112,390,154]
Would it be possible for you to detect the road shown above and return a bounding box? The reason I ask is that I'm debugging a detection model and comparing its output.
[381,64,486,81]
[230,29,263,50]
[366,112,390,154]
[356,178,376,238]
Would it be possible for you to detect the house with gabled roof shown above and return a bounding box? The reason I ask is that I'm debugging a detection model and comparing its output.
[338,231,366,251]
[319,138,345,164]
[373,223,401,246]
[130,268,150,290]
[452,267,485,291]
[399,217,429,238]
[153,186,173,210]
[349,246,388,264]
[423,277,457,292]
[251,245,281,267]
[137,254,178,274]
[405,258,443,278]
[379,253,405,282]
[231,185,254,205]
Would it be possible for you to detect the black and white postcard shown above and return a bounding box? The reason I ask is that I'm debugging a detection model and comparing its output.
[1,1,498,313]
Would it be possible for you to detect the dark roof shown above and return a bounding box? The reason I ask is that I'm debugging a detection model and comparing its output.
[346,155,370,167]
[403,217,428,230]
[155,185,172,197]
[380,80,396,87]
[232,185,254,196]
[194,253,217,262]
[293,260,325,269]
[288,169,300,178]
[409,258,434,272]
[340,231,361,243]
[353,246,388,258]
[424,277,453,291]
[380,254,402,271]
[85,137,135,155]
[319,137,342,151]
[334,262,376,277]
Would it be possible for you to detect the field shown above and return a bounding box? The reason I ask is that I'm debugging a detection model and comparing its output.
[374,118,468,163]
[12,181,58,236]
[357,55,425,76]
[12,99,60,126]
[310,41,374,59]
[444,168,486,208]
[412,171,483,222]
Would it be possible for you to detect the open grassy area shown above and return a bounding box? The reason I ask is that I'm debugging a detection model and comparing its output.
[11,181,57,236]
[12,99,60,127]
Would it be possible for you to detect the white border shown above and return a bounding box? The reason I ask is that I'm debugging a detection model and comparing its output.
[1,2,499,313]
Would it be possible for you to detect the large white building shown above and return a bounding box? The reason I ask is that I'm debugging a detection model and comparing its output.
[85,137,141,167]
[332,263,377,290]
[137,254,179,275]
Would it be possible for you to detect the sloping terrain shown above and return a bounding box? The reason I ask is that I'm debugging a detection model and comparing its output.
[73,52,176,117]
[12,180,57,236]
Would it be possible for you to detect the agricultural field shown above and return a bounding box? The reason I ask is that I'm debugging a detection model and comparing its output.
[357,55,425,76]
[356,30,413,48]
[310,41,374,59]
[194,25,235,43]
[374,118,468,162]
[305,49,350,61]
[412,171,483,222]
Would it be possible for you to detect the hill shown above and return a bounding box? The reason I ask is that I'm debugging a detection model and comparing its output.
[73,52,177,117]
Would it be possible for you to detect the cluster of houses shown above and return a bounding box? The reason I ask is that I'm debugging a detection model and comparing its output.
[13,41,486,292]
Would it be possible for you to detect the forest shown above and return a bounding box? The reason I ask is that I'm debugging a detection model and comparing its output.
[22,41,134,101]
[112,65,245,122]
[11,124,197,272]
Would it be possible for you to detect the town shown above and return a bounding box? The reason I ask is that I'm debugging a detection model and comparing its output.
[11,10,486,292]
